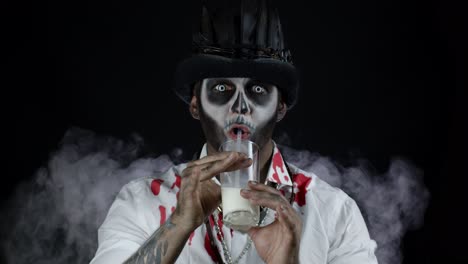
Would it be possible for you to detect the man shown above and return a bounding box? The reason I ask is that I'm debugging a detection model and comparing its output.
[90,1,378,263]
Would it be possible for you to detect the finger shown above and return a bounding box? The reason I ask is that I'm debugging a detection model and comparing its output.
[198,153,251,181]
[223,157,253,172]
[276,205,294,228]
[200,179,222,209]
[247,226,261,240]
[196,156,252,174]
[202,178,221,195]
[184,167,201,190]
[197,153,237,180]
[240,189,289,210]
[248,181,283,196]
[276,205,299,243]
[278,205,303,240]
[183,153,236,179]
[187,151,248,168]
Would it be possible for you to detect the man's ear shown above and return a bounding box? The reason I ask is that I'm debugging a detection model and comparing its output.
[189,95,200,120]
[276,101,287,122]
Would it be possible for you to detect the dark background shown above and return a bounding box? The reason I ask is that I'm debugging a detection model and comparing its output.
[2,0,466,263]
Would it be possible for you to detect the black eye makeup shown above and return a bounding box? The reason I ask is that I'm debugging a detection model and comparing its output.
[203,78,276,107]
[213,84,228,92]
[206,79,236,105]
[245,81,274,105]
[251,85,267,95]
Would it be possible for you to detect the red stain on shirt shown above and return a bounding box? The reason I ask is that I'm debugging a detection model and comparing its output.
[171,174,181,189]
[206,214,224,246]
[271,152,284,184]
[204,233,218,262]
[171,206,175,213]
[159,205,167,226]
[189,231,195,246]
[208,215,215,228]
[204,215,225,261]
[150,179,164,196]
[171,174,182,199]
[293,173,312,206]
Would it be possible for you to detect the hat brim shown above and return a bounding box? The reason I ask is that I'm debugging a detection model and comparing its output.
[174,54,299,109]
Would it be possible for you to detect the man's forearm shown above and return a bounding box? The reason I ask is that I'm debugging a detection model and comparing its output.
[123,215,192,264]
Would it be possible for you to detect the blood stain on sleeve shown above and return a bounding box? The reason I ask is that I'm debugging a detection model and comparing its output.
[159,205,167,226]
[151,179,164,196]
[171,174,182,199]
[189,231,195,246]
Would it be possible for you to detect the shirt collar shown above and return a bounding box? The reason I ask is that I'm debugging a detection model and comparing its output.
[198,141,292,187]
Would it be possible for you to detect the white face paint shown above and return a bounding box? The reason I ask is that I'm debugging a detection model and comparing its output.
[198,77,279,149]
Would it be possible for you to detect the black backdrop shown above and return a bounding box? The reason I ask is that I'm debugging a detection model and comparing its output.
[3,0,466,263]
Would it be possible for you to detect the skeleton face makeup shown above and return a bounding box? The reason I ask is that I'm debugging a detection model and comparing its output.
[196,77,280,151]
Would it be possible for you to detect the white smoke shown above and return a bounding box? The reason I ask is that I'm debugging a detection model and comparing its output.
[1,127,176,264]
[1,127,428,264]
[279,144,429,264]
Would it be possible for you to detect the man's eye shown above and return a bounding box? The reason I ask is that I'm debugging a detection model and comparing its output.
[252,85,266,94]
[213,84,228,92]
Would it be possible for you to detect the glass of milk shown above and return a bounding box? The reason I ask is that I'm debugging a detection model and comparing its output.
[219,139,260,232]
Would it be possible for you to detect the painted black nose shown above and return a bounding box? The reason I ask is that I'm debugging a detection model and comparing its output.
[231,93,250,114]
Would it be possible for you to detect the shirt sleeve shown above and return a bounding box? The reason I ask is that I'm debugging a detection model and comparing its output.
[327,197,379,264]
[90,182,150,264]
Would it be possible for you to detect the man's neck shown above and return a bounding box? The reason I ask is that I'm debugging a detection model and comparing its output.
[206,140,274,183]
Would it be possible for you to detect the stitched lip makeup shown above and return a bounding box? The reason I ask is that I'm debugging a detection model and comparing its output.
[224,115,256,140]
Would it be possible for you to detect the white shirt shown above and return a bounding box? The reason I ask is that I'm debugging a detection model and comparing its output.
[90,143,378,263]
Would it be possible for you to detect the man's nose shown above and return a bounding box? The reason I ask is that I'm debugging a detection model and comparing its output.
[231,92,250,114]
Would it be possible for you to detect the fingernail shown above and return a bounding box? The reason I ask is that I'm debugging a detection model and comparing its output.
[240,189,250,194]
[249,180,257,185]
[242,158,252,165]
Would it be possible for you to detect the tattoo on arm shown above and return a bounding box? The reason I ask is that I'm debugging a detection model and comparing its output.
[124,219,184,264]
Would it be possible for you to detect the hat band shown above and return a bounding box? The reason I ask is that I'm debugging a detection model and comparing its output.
[192,43,293,64]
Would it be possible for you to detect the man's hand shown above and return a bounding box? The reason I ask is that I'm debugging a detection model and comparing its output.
[172,151,252,232]
[241,181,302,264]
[124,152,251,264]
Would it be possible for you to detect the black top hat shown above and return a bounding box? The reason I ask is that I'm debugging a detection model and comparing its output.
[174,0,299,109]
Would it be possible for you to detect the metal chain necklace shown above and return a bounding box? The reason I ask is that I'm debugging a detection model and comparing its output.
[213,207,269,264]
